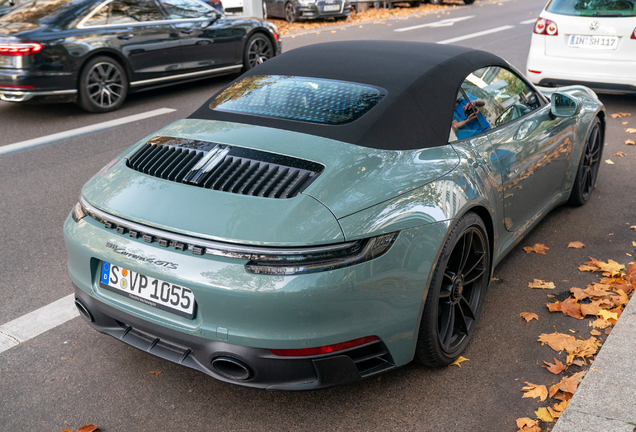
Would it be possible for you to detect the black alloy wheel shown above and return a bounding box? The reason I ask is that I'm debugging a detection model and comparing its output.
[244,34,274,70]
[285,2,297,22]
[78,56,128,113]
[415,212,490,366]
[568,117,603,206]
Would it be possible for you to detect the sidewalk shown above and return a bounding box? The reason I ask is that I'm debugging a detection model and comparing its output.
[553,291,636,432]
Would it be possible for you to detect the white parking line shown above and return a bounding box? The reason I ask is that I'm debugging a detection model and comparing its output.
[520,18,537,24]
[395,16,475,32]
[437,25,515,44]
[0,107,176,156]
[0,294,78,354]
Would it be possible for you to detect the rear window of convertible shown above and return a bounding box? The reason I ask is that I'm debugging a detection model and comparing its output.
[209,75,386,125]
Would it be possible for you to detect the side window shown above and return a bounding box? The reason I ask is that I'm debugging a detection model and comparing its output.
[161,0,214,19]
[84,0,164,26]
[109,0,164,25]
[448,66,542,143]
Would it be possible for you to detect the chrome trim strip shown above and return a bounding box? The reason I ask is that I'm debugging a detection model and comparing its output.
[0,89,77,102]
[80,197,358,257]
[76,0,218,29]
[130,65,242,87]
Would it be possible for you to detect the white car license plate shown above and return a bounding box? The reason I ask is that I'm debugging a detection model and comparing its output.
[323,4,339,11]
[100,261,196,319]
[568,35,618,50]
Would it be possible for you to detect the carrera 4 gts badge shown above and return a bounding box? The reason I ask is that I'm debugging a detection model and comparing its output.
[106,242,179,269]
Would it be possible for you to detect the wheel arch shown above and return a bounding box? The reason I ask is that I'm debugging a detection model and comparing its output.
[246,28,278,52]
[76,49,132,90]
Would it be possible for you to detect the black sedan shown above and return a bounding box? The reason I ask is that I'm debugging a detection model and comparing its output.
[264,0,351,23]
[0,0,281,112]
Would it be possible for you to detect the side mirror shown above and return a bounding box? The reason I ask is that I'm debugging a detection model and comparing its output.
[550,92,581,118]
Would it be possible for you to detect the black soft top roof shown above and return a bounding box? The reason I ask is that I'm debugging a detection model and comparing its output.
[188,41,509,151]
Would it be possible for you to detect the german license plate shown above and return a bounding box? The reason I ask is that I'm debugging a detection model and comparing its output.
[568,35,618,50]
[100,261,196,319]
[323,4,339,11]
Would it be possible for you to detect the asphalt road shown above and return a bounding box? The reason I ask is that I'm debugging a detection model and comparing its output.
[2,0,636,430]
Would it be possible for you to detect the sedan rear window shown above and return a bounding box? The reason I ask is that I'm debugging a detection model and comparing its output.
[209,75,386,125]
[546,0,636,17]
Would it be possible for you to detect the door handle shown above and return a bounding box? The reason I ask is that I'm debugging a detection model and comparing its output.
[117,34,134,40]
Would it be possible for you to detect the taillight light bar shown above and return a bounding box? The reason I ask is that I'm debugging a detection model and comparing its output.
[631,28,636,39]
[533,18,558,36]
[0,43,43,56]
[270,336,379,357]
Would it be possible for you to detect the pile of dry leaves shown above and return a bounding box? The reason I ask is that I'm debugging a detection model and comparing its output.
[268,2,455,34]
[515,249,636,432]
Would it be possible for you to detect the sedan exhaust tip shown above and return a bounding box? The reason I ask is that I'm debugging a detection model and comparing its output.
[74,298,94,323]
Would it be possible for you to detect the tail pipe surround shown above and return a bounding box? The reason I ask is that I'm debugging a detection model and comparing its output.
[211,356,253,381]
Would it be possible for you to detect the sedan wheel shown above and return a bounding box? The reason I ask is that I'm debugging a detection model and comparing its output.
[430,0,443,4]
[78,56,128,113]
[415,212,490,366]
[568,118,603,206]
[244,34,274,70]
[285,2,297,22]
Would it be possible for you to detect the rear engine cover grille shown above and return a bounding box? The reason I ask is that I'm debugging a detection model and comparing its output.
[127,136,323,199]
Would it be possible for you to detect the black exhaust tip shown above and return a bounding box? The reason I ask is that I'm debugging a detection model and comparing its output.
[211,356,252,381]
[74,298,94,323]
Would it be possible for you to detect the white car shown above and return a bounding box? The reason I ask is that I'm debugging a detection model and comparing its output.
[526,0,636,94]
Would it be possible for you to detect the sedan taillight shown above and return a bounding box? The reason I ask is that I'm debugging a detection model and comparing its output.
[533,18,559,36]
[631,28,636,39]
[0,43,43,56]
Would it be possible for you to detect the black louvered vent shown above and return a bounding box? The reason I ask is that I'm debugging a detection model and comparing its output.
[127,136,323,199]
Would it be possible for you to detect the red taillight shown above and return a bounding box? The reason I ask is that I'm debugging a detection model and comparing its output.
[0,43,43,56]
[273,33,280,42]
[207,0,222,4]
[631,28,636,39]
[533,18,558,36]
[270,336,379,357]
[0,85,36,89]
[528,70,542,74]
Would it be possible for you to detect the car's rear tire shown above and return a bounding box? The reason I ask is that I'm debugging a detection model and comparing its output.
[410,1,421,7]
[77,56,128,113]
[463,0,475,4]
[430,0,443,4]
[243,33,274,71]
[568,117,603,206]
[285,2,297,22]
[415,212,490,367]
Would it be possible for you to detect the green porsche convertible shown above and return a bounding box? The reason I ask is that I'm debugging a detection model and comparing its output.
[64,41,605,390]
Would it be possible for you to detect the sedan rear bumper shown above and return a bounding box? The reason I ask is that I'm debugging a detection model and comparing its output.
[74,285,395,390]
[0,88,76,102]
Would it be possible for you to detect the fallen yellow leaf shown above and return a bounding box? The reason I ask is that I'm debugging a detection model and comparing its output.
[605,159,615,165]
[522,382,548,401]
[598,309,619,321]
[568,241,585,249]
[579,264,597,272]
[625,139,636,145]
[516,418,539,429]
[523,243,550,254]
[538,332,579,353]
[614,151,626,157]
[554,400,569,412]
[535,407,554,423]
[449,356,468,367]
[626,128,636,133]
[543,358,567,374]
[611,112,631,118]
[520,312,539,322]
[529,279,556,289]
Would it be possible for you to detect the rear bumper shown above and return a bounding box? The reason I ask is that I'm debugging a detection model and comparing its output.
[527,49,636,94]
[74,285,395,390]
[296,3,351,19]
[0,88,76,103]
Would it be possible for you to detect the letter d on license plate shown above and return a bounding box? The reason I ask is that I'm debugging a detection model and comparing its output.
[100,261,196,319]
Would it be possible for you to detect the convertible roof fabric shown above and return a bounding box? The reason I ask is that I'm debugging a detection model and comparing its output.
[188,41,509,151]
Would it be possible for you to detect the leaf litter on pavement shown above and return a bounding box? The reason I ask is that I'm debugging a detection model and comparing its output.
[515,250,636,431]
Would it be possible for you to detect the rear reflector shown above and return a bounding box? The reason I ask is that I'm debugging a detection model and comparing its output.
[270,336,379,357]
[533,18,558,36]
[0,43,43,56]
